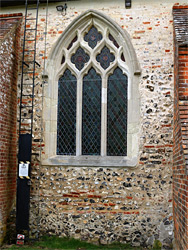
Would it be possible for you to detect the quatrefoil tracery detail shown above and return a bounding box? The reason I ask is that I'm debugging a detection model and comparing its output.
[84,26,103,49]
[96,46,115,70]
[71,47,90,71]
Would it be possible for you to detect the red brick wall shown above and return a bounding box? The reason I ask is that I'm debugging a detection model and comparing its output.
[0,14,22,245]
[173,33,188,250]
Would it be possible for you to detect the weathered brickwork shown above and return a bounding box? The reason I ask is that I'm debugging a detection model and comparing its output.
[0,14,22,245]
[0,0,187,248]
[173,4,188,250]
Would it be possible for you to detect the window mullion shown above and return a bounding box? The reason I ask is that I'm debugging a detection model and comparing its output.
[76,77,82,156]
[101,77,107,156]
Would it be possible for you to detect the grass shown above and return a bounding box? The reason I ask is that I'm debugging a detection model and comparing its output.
[4,235,160,250]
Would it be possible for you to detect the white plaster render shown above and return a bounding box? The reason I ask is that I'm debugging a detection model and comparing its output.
[43,9,141,167]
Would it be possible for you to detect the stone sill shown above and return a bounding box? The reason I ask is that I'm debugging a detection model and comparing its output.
[42,155,138,168]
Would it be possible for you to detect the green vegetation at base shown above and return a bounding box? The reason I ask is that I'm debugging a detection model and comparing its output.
[152,240,162,250]
[35,235,136,249]
[5,235,162,250]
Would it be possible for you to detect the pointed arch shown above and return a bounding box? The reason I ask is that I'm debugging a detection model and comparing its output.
[43,10,141,167]
[46,9,140,77]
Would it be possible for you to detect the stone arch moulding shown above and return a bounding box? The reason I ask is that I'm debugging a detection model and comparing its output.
[43,9,141,167]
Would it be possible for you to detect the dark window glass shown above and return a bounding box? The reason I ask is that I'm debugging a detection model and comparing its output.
[107,67,128,156]
[71,47,90,71]
[57,69,77,155]
[82,68,101,155]
[67,35,78,50]
[61,55,65,65]
[109,33,119,48]
[121,53,126,62]
[96,46,115,70]
[84,26,102,49]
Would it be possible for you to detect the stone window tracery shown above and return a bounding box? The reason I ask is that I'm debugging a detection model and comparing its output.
[44,10,140,167]
[84,26,102,49]
[57,25,128,157]
[71,47,90,71]
[96,46,115,70]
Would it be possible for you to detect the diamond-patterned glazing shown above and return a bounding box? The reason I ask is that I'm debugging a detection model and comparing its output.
[96,46,115,70]
[57,69,77,155]
[84,26,102,49]
[71,47,90,71]
[82,68,101,155]
[107,67,128,156]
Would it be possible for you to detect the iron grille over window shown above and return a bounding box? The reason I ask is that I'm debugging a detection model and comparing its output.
[57,25,128,156]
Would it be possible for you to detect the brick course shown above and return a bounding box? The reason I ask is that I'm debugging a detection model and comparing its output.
[0,14,22,245]
[173,4,188,250]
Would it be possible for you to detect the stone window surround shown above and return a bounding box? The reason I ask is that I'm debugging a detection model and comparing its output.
[42,10,141,167]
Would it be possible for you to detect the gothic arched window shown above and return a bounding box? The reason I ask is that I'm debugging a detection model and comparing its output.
[44,10,140,167]
[57,26,128,157]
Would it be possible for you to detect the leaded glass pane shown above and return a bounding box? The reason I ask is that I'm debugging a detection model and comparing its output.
[84,26,102,49]
[107,67,127,156]
[82,68,101,155]
[57,69,77,155]
[96,46,115,70]
[71,47,90,71]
